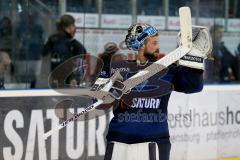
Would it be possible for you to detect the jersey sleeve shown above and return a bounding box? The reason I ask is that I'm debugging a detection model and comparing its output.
[71,39,87,56]
[168,65,204,93]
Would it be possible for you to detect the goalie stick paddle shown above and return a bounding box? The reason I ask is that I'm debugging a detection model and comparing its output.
[43,6,192,140]
[179,7,192,50]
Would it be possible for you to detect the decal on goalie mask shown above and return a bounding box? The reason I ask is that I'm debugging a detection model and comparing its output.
[125,23,158,51]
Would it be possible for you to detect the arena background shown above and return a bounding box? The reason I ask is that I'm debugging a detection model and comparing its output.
[0,0,240,160]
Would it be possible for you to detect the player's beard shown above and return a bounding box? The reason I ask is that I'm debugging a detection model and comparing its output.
[144,49,159,62]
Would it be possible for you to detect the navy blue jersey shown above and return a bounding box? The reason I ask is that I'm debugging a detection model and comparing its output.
[101,60,203,144]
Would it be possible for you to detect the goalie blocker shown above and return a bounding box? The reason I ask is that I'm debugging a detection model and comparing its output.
[177,26,212,70]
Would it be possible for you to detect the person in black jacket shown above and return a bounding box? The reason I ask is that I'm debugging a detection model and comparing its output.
[42,14,87,87]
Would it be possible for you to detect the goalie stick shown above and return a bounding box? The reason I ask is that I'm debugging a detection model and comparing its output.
[43,6,192,140]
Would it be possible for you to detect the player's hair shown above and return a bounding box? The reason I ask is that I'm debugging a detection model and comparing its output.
[56,14,75,31]
[101,42,119,66]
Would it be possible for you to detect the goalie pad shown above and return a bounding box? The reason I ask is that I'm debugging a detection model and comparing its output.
[105,142,159,160]
[177,26,213,69]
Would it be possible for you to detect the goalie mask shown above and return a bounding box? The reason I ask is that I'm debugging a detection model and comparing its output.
[125,23,158,51]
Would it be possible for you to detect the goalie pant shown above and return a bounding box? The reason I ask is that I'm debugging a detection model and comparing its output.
[100,60,203,159]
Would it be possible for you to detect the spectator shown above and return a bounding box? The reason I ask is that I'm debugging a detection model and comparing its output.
[0,17,12,55]
[99,42,119,76]
[205,24,239,83]
[95,42,127,80]
[42,14,87,87]
[15,12,45,88]
[235,43,240,80]
[236,43,240,55]
[0,51,11,89]
[0,17,14,86]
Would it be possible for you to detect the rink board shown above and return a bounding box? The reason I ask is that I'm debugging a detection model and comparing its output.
[0,85,240,160]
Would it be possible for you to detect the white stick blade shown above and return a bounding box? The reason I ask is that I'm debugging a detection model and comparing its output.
[179,6,192,49]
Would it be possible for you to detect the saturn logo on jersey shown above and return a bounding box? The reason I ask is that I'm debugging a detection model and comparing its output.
[131,98,161,109]
[111,61,173,108]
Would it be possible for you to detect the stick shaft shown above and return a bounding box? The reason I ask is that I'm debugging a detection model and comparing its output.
[43,99,103,140]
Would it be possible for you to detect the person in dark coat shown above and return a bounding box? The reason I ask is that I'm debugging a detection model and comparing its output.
[42,14,87,87]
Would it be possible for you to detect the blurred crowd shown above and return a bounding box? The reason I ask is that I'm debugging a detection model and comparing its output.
[205,25,240,83]
[0,12,240,89]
